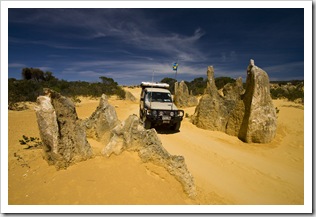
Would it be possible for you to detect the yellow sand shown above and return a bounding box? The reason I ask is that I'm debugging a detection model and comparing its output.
[8,88,304,205]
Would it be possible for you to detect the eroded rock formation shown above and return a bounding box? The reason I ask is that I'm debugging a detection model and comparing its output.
[174,81,198,108]
[125,90,137,102]
[238,60,277,143]
[84,94,119,142]
[102,114,197,198]
[192,60,277,143]
[204,66,218,95]
[35,89,93,169]
[192,66,242,132]
[35,89,196,198]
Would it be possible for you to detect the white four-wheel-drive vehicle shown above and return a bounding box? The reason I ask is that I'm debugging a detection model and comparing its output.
[139,82,184,131]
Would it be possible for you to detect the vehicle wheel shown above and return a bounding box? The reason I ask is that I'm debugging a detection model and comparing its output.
[171,122,181,131]
[143,118,152,129]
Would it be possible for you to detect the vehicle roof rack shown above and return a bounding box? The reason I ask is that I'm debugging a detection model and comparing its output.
[140,82,170,89]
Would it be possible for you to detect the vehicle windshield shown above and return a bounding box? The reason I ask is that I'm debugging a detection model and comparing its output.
[146,92,172,102]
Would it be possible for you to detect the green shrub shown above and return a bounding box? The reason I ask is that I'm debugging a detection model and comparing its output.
[19,135,42,149]
[270,86,303,102]
[160,77,177,94]
[188,77,207,95]
[8,70,126,106]
[215,77,236,90]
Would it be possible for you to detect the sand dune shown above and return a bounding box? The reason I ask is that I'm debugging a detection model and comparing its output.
[7,87,304,207]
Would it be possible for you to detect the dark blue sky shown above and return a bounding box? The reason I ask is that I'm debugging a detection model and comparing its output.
[8,8,304,85]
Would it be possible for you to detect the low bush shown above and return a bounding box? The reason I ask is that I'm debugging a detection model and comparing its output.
[8,69,126,107]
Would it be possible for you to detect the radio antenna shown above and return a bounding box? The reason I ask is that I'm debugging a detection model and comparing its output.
[150,69,155,108]
[151,69,155,84]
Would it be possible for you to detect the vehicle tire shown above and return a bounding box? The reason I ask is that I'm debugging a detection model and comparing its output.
[171,122,181,131]
[139,109,143,119]
[143,118,152,129]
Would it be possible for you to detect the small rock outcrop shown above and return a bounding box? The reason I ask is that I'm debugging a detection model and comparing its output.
[174,81,198,107]
[125,90,137,102]
[102,114,196,198]
[35,89,93,169]
[222,77,244,100]
[8,102,29,111]
[192,60,277,143]
[84,94,119,142]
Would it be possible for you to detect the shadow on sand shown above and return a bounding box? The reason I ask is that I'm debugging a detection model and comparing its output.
[153,125,180,135]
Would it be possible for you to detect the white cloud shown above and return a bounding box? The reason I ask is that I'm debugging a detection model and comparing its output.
[262,61,304,74]
[8,63,26,68]
[9,37,92,50]
[34,66,54,72]
[8,63,52,73]
[59,58,209,83]
[10,9,207,62]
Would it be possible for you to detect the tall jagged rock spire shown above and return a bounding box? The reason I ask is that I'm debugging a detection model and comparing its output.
[84,94,120,142]
[238,59,277,143]
[204,66,218,95]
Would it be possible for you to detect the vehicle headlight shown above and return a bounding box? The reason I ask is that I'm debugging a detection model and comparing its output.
[178,111,184,117]
[146,109,151,115]
[170,111,174,117]
[152,110,157,116]
[159,111,164,116]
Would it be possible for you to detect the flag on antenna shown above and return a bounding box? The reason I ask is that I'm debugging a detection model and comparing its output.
[173,63,178,71]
